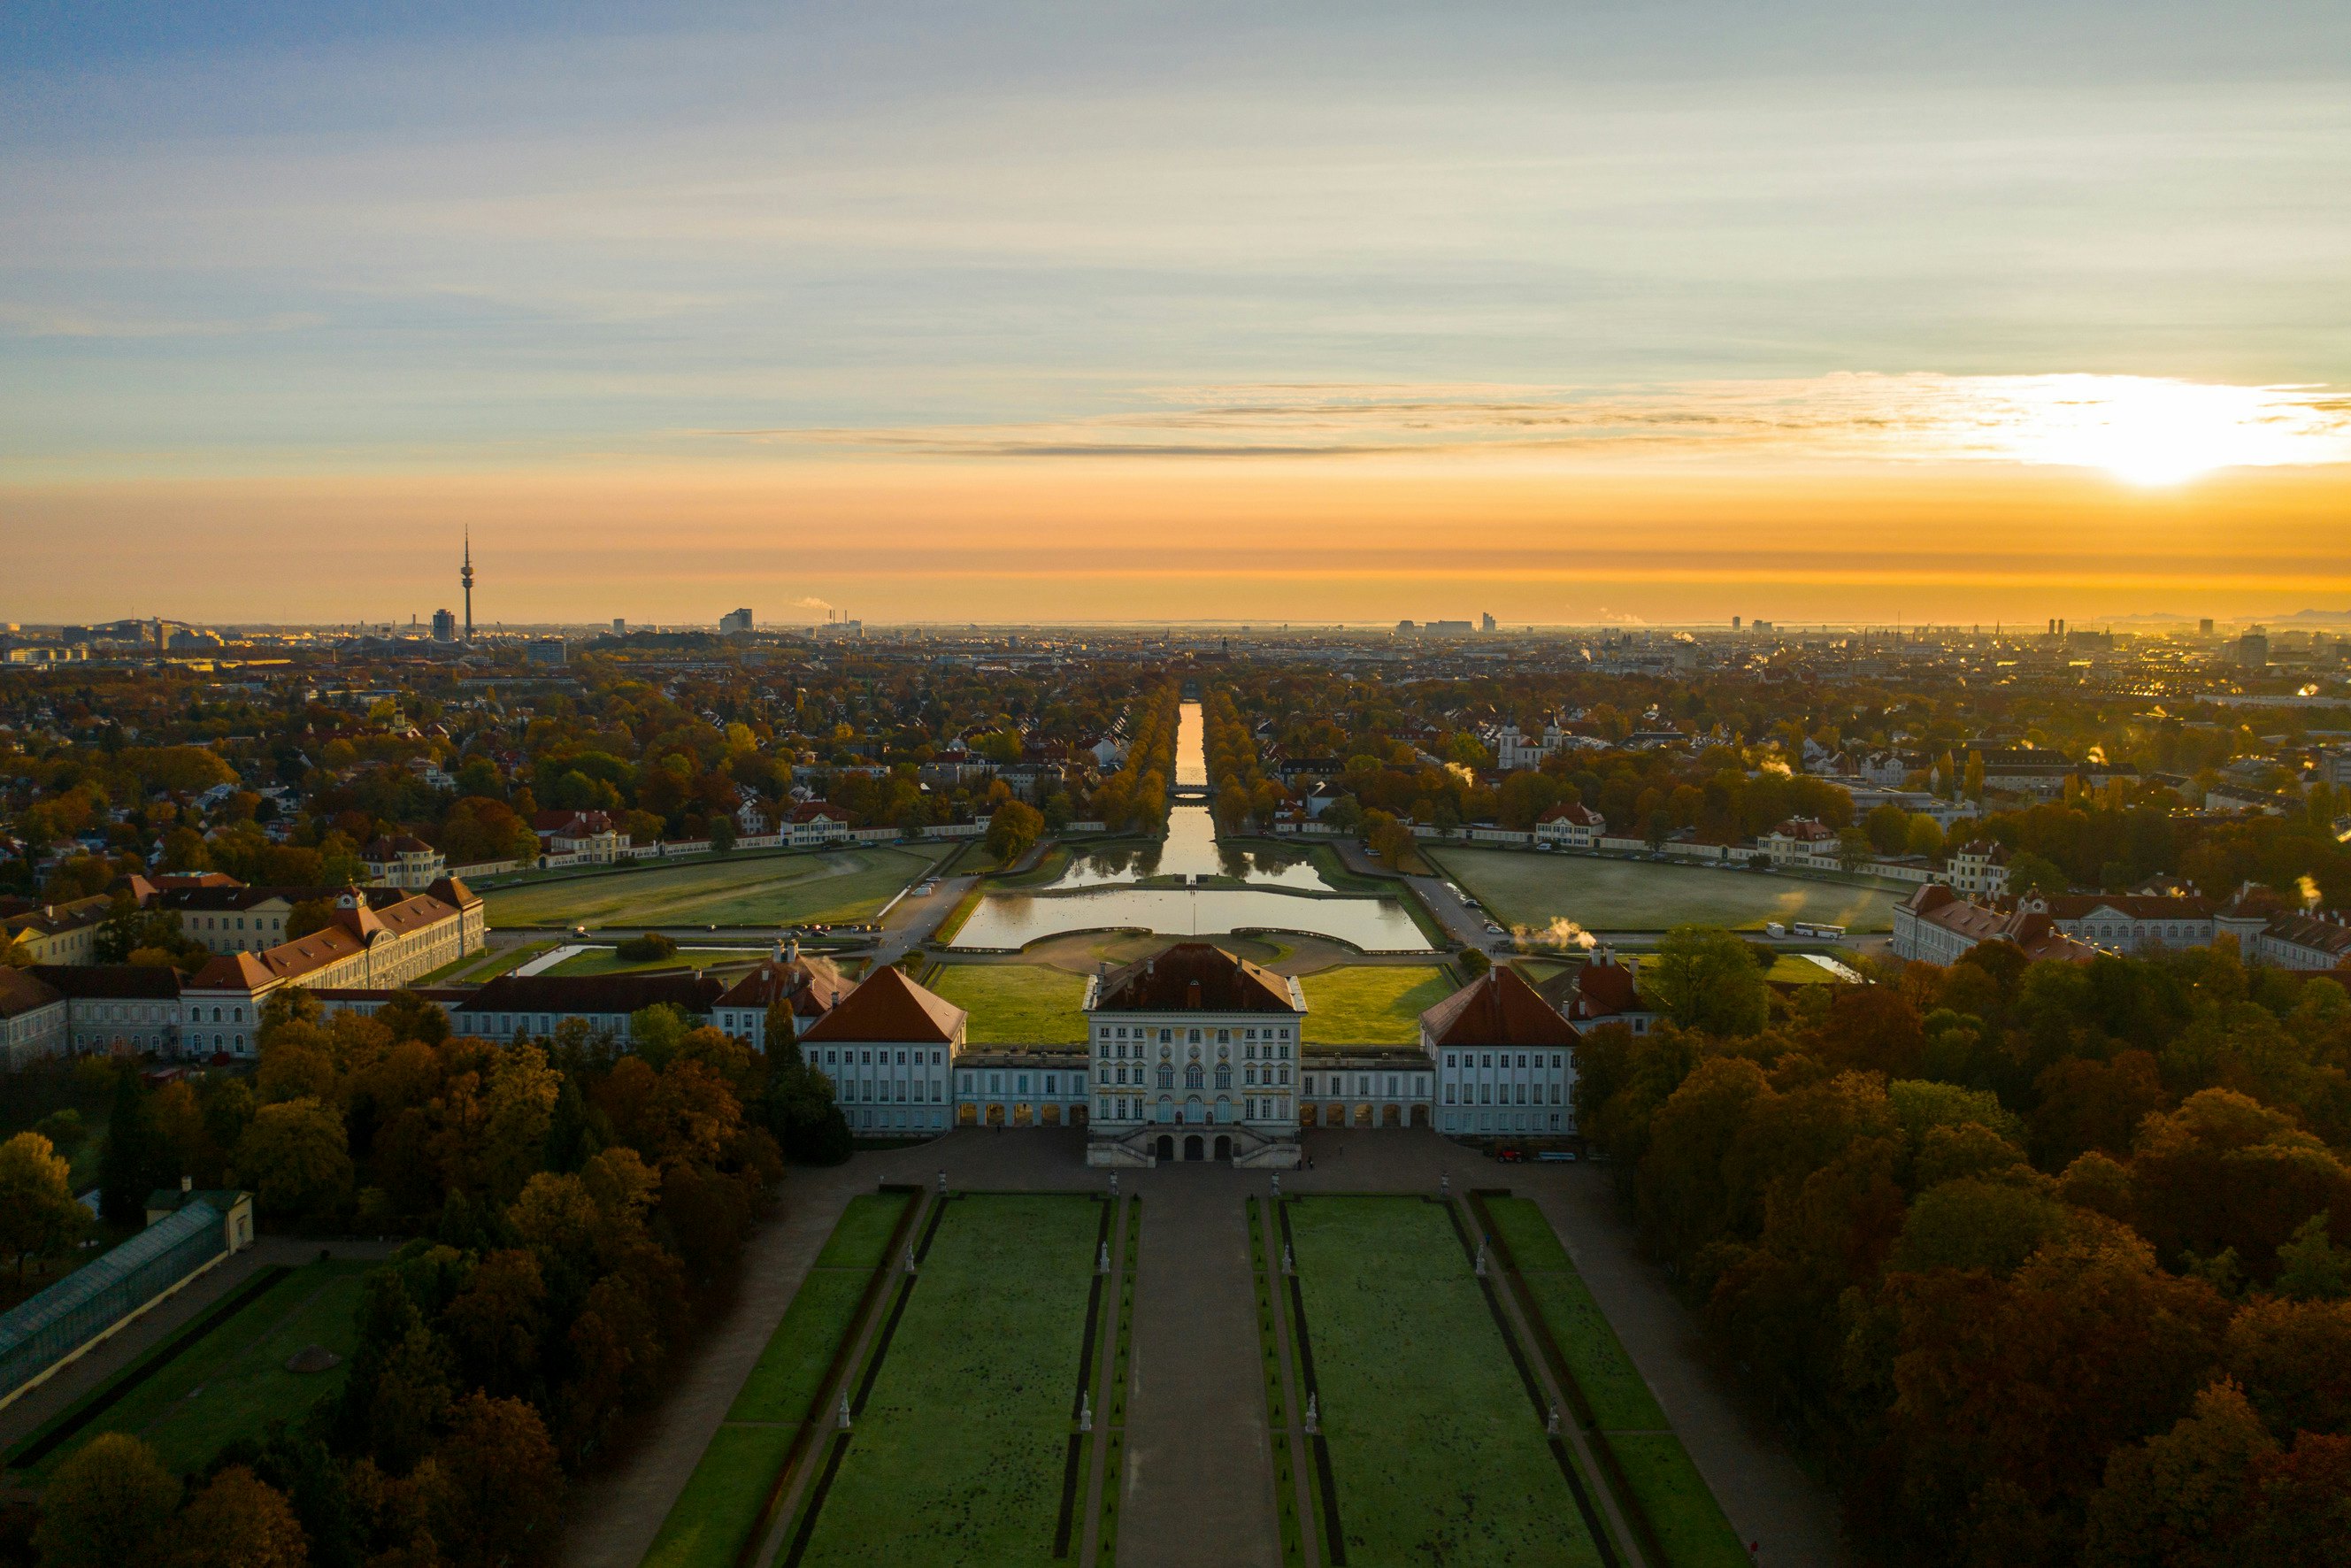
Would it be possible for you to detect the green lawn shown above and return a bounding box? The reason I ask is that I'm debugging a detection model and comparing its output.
[927,964,1090,1044]
[548,946,767,977]
[483,844,950,930]
[1299,965,1456,1045]
[20,1260,373,1480]
[1484,1198,1747,1568]
[1286,1195,1607,1567]
[1427,846,1901,934]
[642,1192,911,1568]
[795,1194,1103,1567]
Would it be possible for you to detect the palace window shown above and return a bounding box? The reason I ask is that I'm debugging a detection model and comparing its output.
[1156,1066,1174,1090]
[1214,1065,1232,1089]
[1185,1064,1205,1090]
[1279,1066,1289,1085]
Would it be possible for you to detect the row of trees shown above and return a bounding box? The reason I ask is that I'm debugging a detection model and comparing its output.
[23,986,854,1566]
[1576,931,2351,1564]
[1087,684,1179,834]
[1202,688,1280,831]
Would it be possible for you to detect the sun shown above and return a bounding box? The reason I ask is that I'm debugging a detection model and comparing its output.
[1986,374,2347,487]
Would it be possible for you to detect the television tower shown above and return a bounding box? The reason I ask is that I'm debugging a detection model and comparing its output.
[461,527,475,643]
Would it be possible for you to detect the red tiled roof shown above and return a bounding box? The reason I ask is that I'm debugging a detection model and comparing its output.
[1421,966,1579,1048]
[1091,942,1299,1014]
[801,966,965,1045]
[716,951,849,1017]
[1566,957,1646,1019]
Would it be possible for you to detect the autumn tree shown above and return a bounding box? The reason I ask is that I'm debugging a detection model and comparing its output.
[170,1465,309,1568]
[34,1433,181,1568]
[0,1131,88,1281]
[1645,925,1769,1037]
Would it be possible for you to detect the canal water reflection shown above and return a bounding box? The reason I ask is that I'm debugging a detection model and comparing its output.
[949,701,1431,951]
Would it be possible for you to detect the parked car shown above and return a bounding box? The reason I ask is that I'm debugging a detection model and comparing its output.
[1495,1146,1525,1164]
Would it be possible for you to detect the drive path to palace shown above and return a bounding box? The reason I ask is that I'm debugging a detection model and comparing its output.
[564,1127,1850,1568]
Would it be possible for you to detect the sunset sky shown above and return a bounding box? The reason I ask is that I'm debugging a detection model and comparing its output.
[5,1,2347,626]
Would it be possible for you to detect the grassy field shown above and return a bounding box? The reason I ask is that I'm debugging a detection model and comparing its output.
[482,844,949,930]
[796,1194,1103,1567]
[1484,1198,1748,1568]
[19,1260,373,1479]
[1428,847,1901,934]
[641,1191,912,1568]
[546,945,767,977]
[927,964,1091,1044]
[1287,1195,1607,1567]
[1299,965,1456,1045]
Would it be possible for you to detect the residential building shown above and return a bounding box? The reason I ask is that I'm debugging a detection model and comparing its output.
[1758,818,1844,871]
[29,966,182,1054]
[1942,841,2010,897]
[2019,892,2217,954]
[177,880,484,1057]
[531,809,627,865]
[525,639,566,667]
[1533,802,1606,849]
[719,608,754,634]
[442,972,726,1041]
[711,943,849,1049]
[1423,966,1579,1138]
[1893,885,2098,965]
[1548,951,1660,1035]
[1,896,110,966]
[361,834,449,890]
[802,966,966,1137]
[0,969,68,1069]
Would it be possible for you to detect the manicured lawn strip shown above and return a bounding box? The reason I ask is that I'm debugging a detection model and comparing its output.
[932,884,987,945]
[1485,1200,1664,1432]
[1425,847,1901,934]
[637,1425,796,1568]
[25,1261,373,1479]
[721,1272,875,1429]
[812,1191,915,1273]
[1610,1434,1753,1568]
[794,1194,1103,1568]
[1300,965,1456,1045]
[1287,1195,1602,1567]
[1484,1200,1748,1568]
[645,1190,917,1568]
[483,844,950,930]
[1249,1200,1308,1568]
[927,964,1091,1044]
[548,946,767,977]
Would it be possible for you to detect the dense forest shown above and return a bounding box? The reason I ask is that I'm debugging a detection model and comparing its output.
[1576,932,2351,1565]
[11,988,848,1567]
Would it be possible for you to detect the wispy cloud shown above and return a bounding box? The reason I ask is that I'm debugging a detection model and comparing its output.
[707,374,2351,480]
[0,303,327,340]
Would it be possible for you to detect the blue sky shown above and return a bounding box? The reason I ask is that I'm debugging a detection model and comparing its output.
[3,2,2347,622]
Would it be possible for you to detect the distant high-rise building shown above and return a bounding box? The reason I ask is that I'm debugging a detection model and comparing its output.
[1733,616,1742,631]
[2199,618,2215,636]
[2237,628,2270,669]
[611,618,626,636]
[719,607,754,634]
[1480,612,1496,633]
[526,638,566,667]
[430,608,457,642]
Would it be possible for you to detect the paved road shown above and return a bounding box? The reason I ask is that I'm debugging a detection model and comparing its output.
[569,1127,1848,1568]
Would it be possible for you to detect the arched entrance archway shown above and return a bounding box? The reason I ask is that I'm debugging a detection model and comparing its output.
[1041,1103,1061,1126]
[1410,1103,1430,1128]
[985,1103,1005,1127]
[1155,1134,1175,1162]
[1071,1104,1088,1126]
[1184,1134,1204,1162]
[1013,1103,1034,1127]
[957,1103,978,1127]
[1355,1103,1373,1127]
[1213,1134,1232,1161]
[1382,1103,1402,1128]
